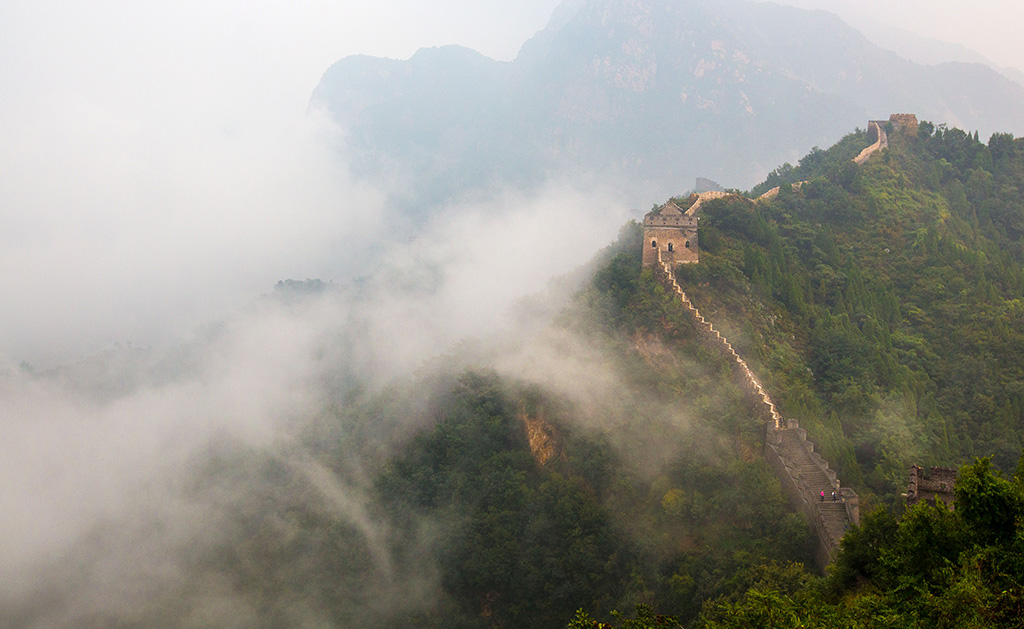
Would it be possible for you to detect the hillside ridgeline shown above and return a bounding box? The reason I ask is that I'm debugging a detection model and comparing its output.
[313,0,1024,213]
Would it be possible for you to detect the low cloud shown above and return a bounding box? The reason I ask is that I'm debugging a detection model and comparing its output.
[0,146,633,623]
[0,105,385,366]
[0,6,648,621]
[0,2,657,623]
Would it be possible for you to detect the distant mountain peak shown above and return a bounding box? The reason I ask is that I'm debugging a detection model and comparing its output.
[313,0,1024,213]
[546,0,587,33]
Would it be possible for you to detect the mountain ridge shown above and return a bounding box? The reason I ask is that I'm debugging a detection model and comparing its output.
[313,0,1024,213]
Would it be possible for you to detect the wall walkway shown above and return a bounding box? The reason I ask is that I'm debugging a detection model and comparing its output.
[687,120,885,214]
[656,249,859,569]
[854,121,888,164]
[647,117,894,563]
[683,190,732,216]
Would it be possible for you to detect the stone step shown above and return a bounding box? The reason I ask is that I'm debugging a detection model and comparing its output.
[805,483,835,493]
[793,464,823,474]
[799,472,828,479]
[798,467,826,474]
[797,471,825,480]
[662,265,855,553]
[790,459,819,469]
[788,458,820,468]
[791,461,823,470]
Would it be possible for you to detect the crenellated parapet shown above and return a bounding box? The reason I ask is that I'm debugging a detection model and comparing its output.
[653,246,858,570]
[856,121,888,164]
[643,200,699,267]
[857,113,917,164]
[888,113,918,133]
[683,190,731,216]
[756,181,805,201]
[907,465,956,509]
[640,116,915,563]
[641,191,744,268]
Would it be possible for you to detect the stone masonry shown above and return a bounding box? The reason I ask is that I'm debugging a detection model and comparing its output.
[642,200,699,267]
[889,113,919,133]
[642,115,913,565]
[653,247,859,570]
[858,114,918,164]
[907,465,957,509]
[641,191,734,268]
[646,113,913,251]
[856,121,888,164]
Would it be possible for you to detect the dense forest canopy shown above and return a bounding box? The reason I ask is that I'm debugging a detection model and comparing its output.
[570,456,1024,628]
[567,122,1024,627]
[347,121,1024,627]
[681,122,1024,497]
[13,122,1024,628]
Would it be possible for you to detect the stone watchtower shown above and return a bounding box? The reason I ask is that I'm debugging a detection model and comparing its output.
[642,200,698,267]
[907,465,957,509]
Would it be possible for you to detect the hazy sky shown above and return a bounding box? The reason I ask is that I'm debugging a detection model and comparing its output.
[1,0,1022,365]
[0,0,603,366]
[769,0,1024,73]
[1,1,1023,619]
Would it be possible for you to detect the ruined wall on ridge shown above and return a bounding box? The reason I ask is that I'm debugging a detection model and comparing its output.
[653,249,859,570]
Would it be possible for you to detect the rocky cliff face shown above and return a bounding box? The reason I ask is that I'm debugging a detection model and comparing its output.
[312,0,1024,214]
[519,409,561,466]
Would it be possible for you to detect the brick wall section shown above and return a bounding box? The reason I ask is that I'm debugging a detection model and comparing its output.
[650,114,913,231]
[756,181,805,201]
[654,249,859,570]
[857,114,917,164]
[643,183,821,265]
[907,465,956,509]
[683,190,731,216]
[855,121,888,164]
[642,200,699,266]
[889,113,919,134]
[641,114,914,564]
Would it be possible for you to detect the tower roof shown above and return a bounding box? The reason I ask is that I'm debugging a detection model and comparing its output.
[643,199,697,227]
[658,200,684,216]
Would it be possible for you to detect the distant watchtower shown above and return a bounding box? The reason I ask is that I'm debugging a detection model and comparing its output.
[868,113,919,143]
[642,200,698,267]
[907,465,956,509]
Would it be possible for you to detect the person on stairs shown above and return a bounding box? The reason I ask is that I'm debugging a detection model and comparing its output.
[820,489,825,502]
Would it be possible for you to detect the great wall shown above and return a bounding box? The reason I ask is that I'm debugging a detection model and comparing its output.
[654,248,858,569]
[855,120,889,164]
[640,115,918,567]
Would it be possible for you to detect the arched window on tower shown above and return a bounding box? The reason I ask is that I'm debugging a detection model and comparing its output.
[667,242,674,252]
[685,240,691,248]
[651,240,657,248]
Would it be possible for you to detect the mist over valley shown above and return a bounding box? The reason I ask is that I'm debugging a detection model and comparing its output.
[5,0,1024,626]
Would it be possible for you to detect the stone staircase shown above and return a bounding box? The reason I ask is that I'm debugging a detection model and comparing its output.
[656,248,858,567]
[854,120,888,164]
[683,190,732,216]
[660,252,782,428]
[778,429,851,544]
[675,120,888,214]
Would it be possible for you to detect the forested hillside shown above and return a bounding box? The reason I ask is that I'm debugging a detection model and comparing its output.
[677,122,1024,503]
[19,121,1024,628]
[571,456,1024,627]
[313,226,819,627]
[313,0,1024,213]
[559,121,1024,628]
[349,121,1024,627]
[4,222,819,627]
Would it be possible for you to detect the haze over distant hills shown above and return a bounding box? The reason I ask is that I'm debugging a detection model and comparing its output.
[312,0,1024,211]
